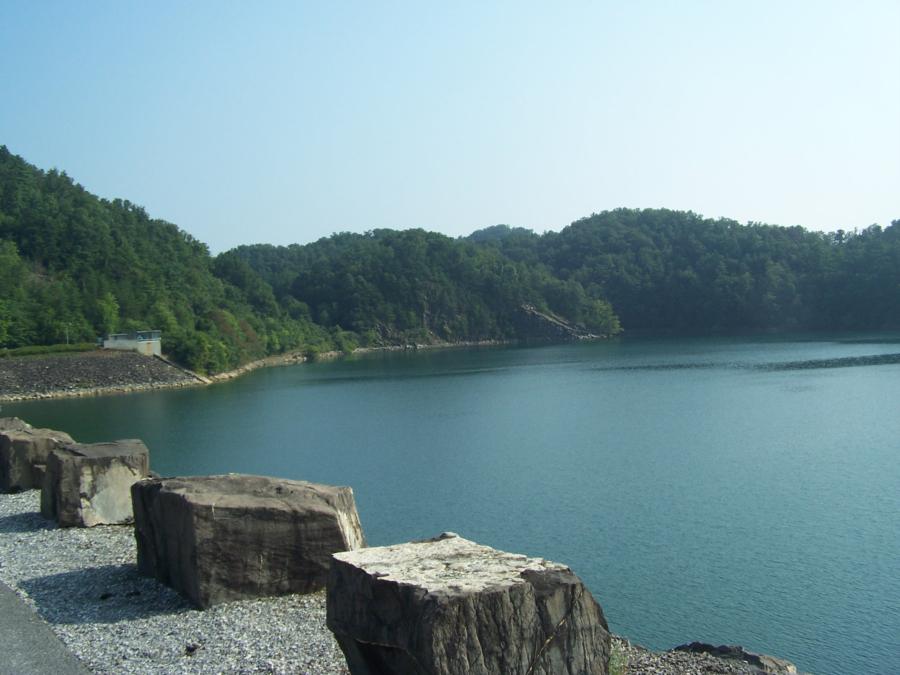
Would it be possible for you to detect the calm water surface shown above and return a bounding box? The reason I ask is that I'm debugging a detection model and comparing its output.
[6,336,900,675]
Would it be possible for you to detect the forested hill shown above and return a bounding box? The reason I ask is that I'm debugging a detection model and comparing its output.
[470,210,900,334]
[1,146,897,375]
[0,147,618,372]
[0,146,333,373]
[224,229,620,345]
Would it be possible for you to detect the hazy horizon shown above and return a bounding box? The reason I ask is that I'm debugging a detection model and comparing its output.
[2,2,898,253]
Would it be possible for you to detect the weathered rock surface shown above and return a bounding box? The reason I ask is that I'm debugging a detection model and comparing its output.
[41,439,149,527]
[327,532,611,675]
[0,423,75,492]
[0,417,33,432]
[31,462,47,487]
[132,474,366,608]
[674,642,799,674]
[612,637,804,675]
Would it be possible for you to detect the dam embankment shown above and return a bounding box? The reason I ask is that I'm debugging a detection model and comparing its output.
[0,350,203,402]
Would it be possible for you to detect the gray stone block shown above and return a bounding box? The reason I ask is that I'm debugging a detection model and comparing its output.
[131,474,366,608]
[0,417,32,432]
[1,425,75,492]
[327,533,611,675]
[32,463,47,487]
[41,440,149,527]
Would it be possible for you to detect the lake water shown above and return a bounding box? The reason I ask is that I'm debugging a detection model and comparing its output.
[6,335,900,675]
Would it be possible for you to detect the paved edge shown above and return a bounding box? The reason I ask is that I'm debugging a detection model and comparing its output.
[0,580,90,675]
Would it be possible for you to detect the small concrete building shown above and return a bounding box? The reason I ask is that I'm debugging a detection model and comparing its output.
[103,330,162,357]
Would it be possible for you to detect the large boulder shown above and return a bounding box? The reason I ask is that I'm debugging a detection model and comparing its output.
[0,423,75,492]
[327,532,611,675]
[41,439,150,527]
[131,474,366,608]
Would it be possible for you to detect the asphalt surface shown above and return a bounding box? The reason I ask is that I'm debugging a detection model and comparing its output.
[0,580,89,675]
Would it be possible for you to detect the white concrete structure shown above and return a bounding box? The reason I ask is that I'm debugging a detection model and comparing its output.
[102,330,162,357]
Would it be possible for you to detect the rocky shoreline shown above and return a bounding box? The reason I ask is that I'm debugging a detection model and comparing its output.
[0,489,802,674]
[0,351,205,403]
[0,341,512,403]
[0,348,344,403]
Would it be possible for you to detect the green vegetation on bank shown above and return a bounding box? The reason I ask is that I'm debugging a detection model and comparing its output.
[1,145,897,374]
[608,642,628,675]
[0,342,97,358]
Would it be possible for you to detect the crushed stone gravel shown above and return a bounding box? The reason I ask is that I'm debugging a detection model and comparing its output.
[0,490,348,674]
[0,350,200,402]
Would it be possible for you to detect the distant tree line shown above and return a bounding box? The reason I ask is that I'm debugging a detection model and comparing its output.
[469,210,900,334]
[227,228,620,346]
[1,146,897,374]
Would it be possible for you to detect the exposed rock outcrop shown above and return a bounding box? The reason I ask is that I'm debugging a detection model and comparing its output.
[515,304,599,340]
[0,422,75,492]
[41,439,150,527]
[327,532,611,675]
[132,474,366,608]
[612,637,805,674]
[0,417,32,432]
[673,642,799,674]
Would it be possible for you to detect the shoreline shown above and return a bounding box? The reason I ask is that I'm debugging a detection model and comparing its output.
[0,339,515,404]
[0,489,800,675]
[0,351,206,404]
[0,379,206,404]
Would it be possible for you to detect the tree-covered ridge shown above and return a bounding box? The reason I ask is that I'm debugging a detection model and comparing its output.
[0,146,619,372]
[1,146,897,375]
[472,210,900,334]
[228,229,620,344]
[0,146,332,372]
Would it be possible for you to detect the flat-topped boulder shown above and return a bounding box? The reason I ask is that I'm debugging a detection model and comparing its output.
[41,439,149,527]
[132,474,366,608]
[1,423,75,492]
[327,533,611,675]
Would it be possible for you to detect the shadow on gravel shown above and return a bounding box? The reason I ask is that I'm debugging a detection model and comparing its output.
[19,564,192,624]
[0,511,55,533]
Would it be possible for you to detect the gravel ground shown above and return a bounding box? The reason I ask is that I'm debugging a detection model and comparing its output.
[1,490,790,675]
[0,490,348,674]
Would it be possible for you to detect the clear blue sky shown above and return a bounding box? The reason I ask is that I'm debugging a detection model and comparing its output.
[2,1,898,252]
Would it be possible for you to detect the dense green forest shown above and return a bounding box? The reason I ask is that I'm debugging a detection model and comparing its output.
[1,146,897,373]
[0,146,617,371]
[226,230,620,345]
[471,211,900,334]
[0,146,333,372]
